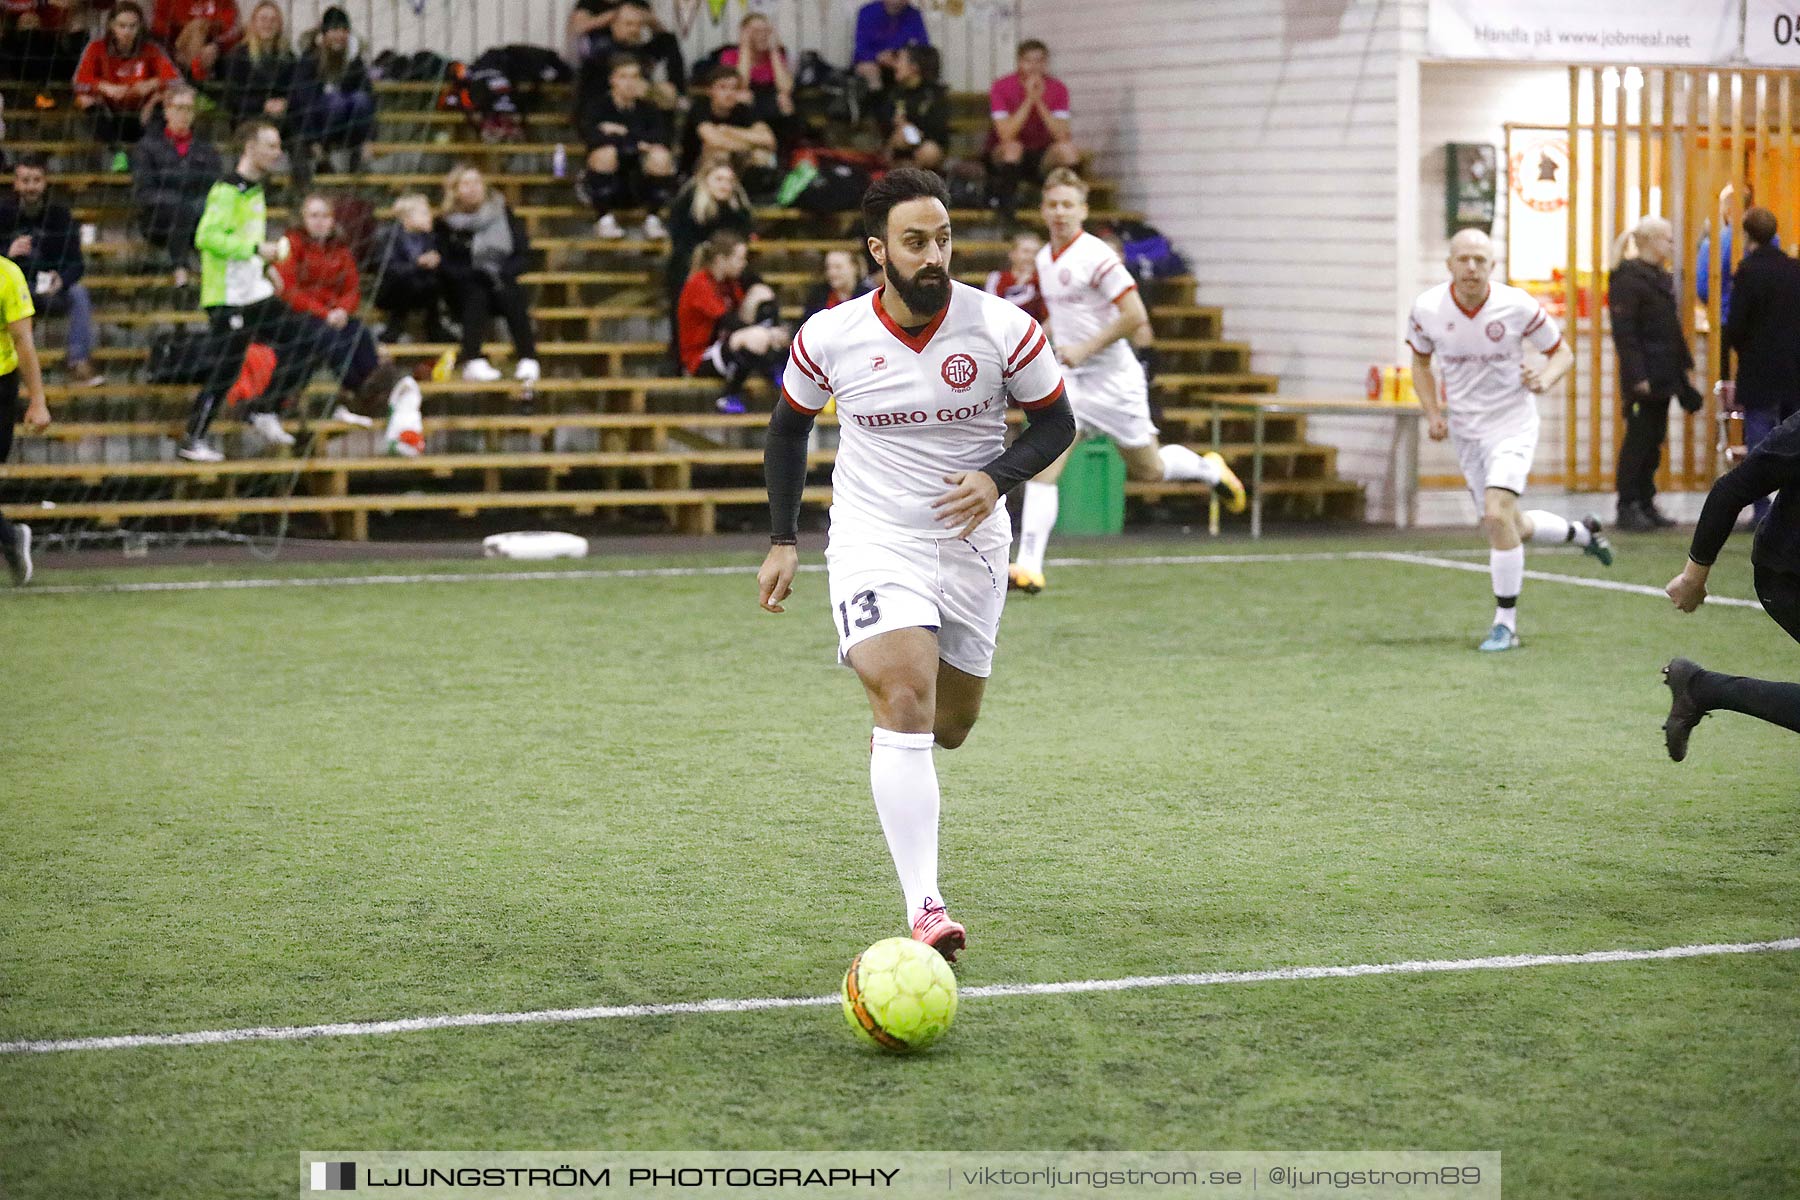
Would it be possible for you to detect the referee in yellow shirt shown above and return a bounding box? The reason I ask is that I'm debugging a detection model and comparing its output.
[1,253,52,586]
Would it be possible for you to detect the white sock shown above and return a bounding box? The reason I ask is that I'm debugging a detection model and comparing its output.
[870,728,942,927]
[383,375,422,443]
[1158,443,1221,484]
[1014,481,1058,575]
[1491,545,1524,630]
[1525,509,1590,547]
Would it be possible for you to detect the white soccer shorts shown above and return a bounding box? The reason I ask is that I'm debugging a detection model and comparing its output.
[824,528,1009,678]
[1454,424,1538,505]
[1064,350,1157,450]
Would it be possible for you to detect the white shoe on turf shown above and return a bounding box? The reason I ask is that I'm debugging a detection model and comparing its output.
[3,522,32,586]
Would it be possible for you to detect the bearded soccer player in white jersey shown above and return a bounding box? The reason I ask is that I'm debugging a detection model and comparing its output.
[757,169,1075,962]
[1007,168,1245,593]
[1409,228,1614,652]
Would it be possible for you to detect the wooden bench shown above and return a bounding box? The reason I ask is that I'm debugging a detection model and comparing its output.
[0,484,833,539]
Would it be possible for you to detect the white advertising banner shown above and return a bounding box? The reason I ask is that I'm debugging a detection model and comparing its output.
[1745,0,1800,65]
[1428,0,1739,64]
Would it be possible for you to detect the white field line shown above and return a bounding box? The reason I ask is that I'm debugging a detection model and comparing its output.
[3,937,1794,1055]
[2,547,1760,611]
[1372,551,1766,610]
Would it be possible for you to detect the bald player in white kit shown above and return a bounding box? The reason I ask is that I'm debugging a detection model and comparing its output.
[1008,168,1245,594]
[1408,228,1614,652]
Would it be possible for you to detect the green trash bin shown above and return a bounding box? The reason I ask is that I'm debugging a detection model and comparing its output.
[1054,437,1125,536]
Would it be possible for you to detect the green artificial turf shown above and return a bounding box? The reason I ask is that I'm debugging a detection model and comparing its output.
[2,530,1794,1199]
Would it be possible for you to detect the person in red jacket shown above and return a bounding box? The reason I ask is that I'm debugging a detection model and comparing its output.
[277,192,381,398]
[73,0,178,154]
[676,230,788,413]
[152,0,241,81]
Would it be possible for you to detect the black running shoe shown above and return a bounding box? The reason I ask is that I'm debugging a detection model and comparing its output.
[1662,657,1707,763]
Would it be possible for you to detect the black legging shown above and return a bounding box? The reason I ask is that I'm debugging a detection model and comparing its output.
[448,273,536,362]
[0,371,19,547]
[1616,392,1670,509]
[137,203,204,271]
[184,298,328,441]
[375,274,447,341]
[1688,563,1800,735]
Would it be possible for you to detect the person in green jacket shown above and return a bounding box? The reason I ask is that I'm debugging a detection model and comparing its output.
[179,119,328,462]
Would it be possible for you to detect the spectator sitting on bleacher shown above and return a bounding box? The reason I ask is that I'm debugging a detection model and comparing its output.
[213,1,295,129]
[983,229,1046,322]
[565,0,618,64]
[985,39,1080,215]
[575,53,676,241]
[680,65,778,196]
[664,157,753,315]
[436,165,538,384]
[278,192,386,399]
[0,153,103,387]
[292,6,374,179]
[129,83,220,287]
[852,0,928,94]
[0,0,93,89]
[372,194,449,344]
[677,230,788,414]
[152,0,240,82]
[573,0,684,110]
[872,43,947,171]
[718,13,797,153]
[801,247,872,324]
[73,0,179,166]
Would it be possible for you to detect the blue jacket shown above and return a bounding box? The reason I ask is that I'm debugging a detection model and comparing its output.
[854,1,929,65]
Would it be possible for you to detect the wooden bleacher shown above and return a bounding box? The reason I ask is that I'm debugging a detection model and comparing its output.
[0,79,1362,539]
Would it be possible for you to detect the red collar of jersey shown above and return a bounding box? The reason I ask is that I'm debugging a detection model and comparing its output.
[1451,285,1491,319]
[871,286,950,354]
[1048,231,1085,262]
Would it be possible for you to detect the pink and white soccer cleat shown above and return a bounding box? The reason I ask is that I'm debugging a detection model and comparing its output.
[910,900,966,963]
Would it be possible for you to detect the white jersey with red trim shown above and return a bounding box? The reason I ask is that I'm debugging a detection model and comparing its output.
[783,281,1064,545]
[1035,230,1138,370]
[1407,281,1562,441]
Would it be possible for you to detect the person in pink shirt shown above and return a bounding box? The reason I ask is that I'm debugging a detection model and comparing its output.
[985,38,1080,215]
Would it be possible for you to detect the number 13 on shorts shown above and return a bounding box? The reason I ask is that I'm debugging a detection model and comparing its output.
[839,589,882,636]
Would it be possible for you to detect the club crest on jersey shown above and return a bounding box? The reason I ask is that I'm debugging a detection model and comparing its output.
[870,355,887,371]
[1486,321,1505,342]
[1060,268,1072,285]
[941,353,978,393]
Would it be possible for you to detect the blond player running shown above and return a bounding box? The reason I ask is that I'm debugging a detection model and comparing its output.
[757,170,1075,962]
[1008,168,1244,593]
[1409,228,1613,652]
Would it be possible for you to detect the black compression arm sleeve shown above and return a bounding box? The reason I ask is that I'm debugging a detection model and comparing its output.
[765,400,817,540]
[1688,449,1788,566]
[980,394,1077,494]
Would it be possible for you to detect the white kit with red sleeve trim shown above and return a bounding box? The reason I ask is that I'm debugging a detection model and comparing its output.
[1407,280,1563,443]
[781,281,1064,546]
[1033,230,1156,447]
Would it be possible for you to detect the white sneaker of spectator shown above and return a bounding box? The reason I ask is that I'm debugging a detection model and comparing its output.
[461,358,503,382]
[177,438,225,463]
[250,411,296,447]
[330,404,375,428]
[595,214,625,239]
[642,214,667,240]
[514,358,540,383]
